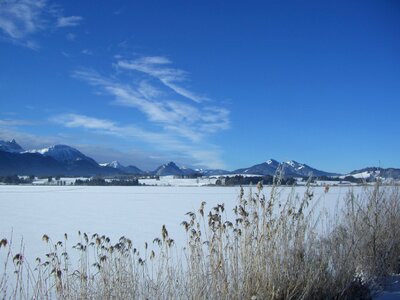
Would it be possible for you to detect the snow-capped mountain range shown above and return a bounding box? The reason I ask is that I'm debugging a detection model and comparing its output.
[0,141,120,176]
[153,162,199,176]
[0,139,399,179]
[231,159,340,177]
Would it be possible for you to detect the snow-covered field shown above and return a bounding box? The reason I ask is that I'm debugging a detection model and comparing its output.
[3,184,398,298]
[139,175,218,186]
[0,185,357,263]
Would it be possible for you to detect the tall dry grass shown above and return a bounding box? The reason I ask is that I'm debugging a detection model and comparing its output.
[1,180,400,299]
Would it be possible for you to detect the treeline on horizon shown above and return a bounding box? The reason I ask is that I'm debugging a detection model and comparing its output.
[75,177,139,186]
[0,174,368,186]
[0,175,140,186]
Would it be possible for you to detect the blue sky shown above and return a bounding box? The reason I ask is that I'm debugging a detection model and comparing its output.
[0,0,399,173]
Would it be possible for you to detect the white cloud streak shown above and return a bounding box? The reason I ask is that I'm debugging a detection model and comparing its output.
[0,0,47,49]
[73,68,230,143]
[0,126,62,150]
[0,118,34,126]
[116,56,208,103]
[69,56,230,168]
[0,0,82,49]
[56,15,82,27]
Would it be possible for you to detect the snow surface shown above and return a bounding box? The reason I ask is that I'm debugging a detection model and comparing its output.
[0,185,358,263]
[0,184,397,297]
[30,177,87,185]
[139,176,218,186]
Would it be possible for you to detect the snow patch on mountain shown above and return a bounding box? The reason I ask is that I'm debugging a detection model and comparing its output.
[100,161,123,169]
[25,145,98,165]
[345,167,400,180]
[349,171,374,179]
[100,160,144,174]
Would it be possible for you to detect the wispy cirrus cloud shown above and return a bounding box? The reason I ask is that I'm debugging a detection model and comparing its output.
[0,118,34,126]
[56,15,82,28]
[73,67,229,143]
[0,0,47,49]
[116,56,208,103]
[0,0,82,49]
[53,113,182,146]
[68,56,231,168]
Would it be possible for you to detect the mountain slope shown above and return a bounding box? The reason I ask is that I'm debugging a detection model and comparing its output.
[154,162,183,176]
[125,165,145,175]
[282,160,337,177]
[24,144,116,176]
[233,159,337,177]
[180,166,198,176]
[349,167,400,180]
[100,161,124,169]
[233,159,281,175]
[0,150,66,176]
[152,162,200,176]
[26,145,98,165]
[100,161,144,175]
[197,169,230,176]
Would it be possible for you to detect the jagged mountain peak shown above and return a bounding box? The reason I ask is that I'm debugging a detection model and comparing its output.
[0,139,24,153]
[153,161,198,176]
[155,161,181,176]
[233,159,337,177]
[103,160,123,169]
[266,159,280,167]
[99,161,144,174]
[266,159,278,163]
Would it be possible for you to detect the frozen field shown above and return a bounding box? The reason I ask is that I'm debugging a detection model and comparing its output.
[0,185,359,265]
[139,175,218,186]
